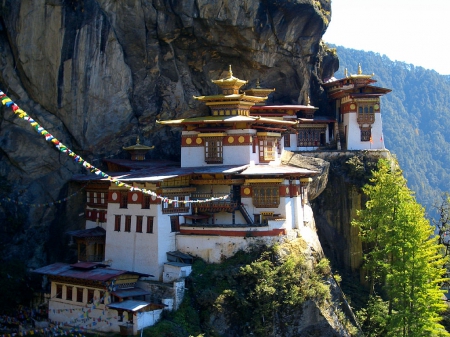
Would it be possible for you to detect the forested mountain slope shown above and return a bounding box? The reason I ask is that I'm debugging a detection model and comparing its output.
[330,45,450,216]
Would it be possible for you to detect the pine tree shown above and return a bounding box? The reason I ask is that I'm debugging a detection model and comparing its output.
[353,159,449,336]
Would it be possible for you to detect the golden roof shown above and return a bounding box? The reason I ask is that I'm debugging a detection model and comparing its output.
[194,93,267,103]
[157,115,296,126]
[211,65,248,89]
[244,79,275,97]
[123,136,155,151]
[346,64,374,79]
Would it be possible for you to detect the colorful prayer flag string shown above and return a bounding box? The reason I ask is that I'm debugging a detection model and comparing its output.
[0,91,228,204]
[0,183,89,208]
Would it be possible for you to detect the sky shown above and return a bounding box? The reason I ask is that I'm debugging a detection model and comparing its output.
[322,0,450,75]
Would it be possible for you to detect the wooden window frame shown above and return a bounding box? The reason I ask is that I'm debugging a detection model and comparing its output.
[56,284,62,299]
[76,287,83,303]
[125,215,132,232]
[114,215,121,231]
[252,185,280,208]
[87,289,95,304]
[161,195,190,214]
[66,286,73,301]
[136,216,143,233]
[170,215,180,232]
[284,134,291,148]
[146,216,154,233]
[142,195,151,209]
[360,127,371,142]
[204,137,223,164]
[258,138,276,163]
[120,192,128,209]
[297,128,323,147]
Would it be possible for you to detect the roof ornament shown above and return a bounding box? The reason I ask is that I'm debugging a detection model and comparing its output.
[256,79,261,88]
[344,68,348,78]
[358,63,363,75]
[228,65,233,78]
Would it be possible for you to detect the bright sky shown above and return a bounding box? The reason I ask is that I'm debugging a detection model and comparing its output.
[323,0,450,75]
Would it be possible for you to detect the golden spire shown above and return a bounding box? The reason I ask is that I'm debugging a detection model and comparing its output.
[256,79,261,88]
[344,68,348,78]
[228,65,233,78]
[358,63,362,75]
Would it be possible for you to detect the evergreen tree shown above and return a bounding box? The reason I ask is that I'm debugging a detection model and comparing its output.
[353,159,449,336]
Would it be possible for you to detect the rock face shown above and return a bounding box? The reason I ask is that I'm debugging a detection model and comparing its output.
[0,0,337,266]
[307,150,391,276]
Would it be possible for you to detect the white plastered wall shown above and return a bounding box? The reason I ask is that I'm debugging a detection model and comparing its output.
[344,113,384,150]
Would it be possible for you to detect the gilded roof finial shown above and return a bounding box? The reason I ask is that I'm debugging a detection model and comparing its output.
[307,95,311,106]
[256,79,261,88]
[358,63,362,75]
[136,136,140,145]
[344,68,348,78]
[228,65,233,78]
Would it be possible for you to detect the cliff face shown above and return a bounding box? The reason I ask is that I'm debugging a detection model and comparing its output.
[0,0,337,266]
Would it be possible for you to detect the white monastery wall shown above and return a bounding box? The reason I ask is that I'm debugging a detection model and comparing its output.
[345,113,384,150]
[176,234,288,263]
[104,202,178,280]
[181,146,205,167]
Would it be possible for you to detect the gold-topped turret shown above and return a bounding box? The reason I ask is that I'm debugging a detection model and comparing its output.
[244,79,275,105]
[347,63,374,79]
[211,65,248,95]
[123,136,155,161]
[194,65,267,116]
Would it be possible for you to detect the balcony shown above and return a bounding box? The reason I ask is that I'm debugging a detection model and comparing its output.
[357,113,375,124]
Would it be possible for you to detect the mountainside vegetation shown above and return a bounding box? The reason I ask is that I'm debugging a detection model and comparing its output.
[329,45,450,218]
[352,159,449,336]
[145,239,358,337]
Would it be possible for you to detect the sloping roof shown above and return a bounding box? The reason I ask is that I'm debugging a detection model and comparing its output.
[66,226,106,238]
[111,164,249,182]
[33,263,150,281]
[107,300,151,312]
[111,287,151,299]
[239,164,319,176]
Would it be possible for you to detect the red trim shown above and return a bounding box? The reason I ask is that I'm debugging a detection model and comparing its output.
[179,228,286,236]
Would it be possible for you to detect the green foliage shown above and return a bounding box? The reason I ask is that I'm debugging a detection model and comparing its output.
[151,241,338,336]
[143,292,202,337]
[356,295,389,337]
[352,159,450,336]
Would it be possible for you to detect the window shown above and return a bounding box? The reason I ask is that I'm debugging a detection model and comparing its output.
[76,287,83,303]
[297,129,323,147]
[56,284,62,299]
[136,216,143,233]
[114,215,121,231]
[87,289,95,304]
[284,134,291,147]
[66,286,73,301]
[120,192,128,208]
[252,185,280,208]
[360,127,371,142]
[204,137,223,163]
[161,195,190,214]
[125,216,131,232]
[142,195,151,209]
[146,217,154,233]
[357,104,375,124]
[170,216,180,232]
[259,138,276,162]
